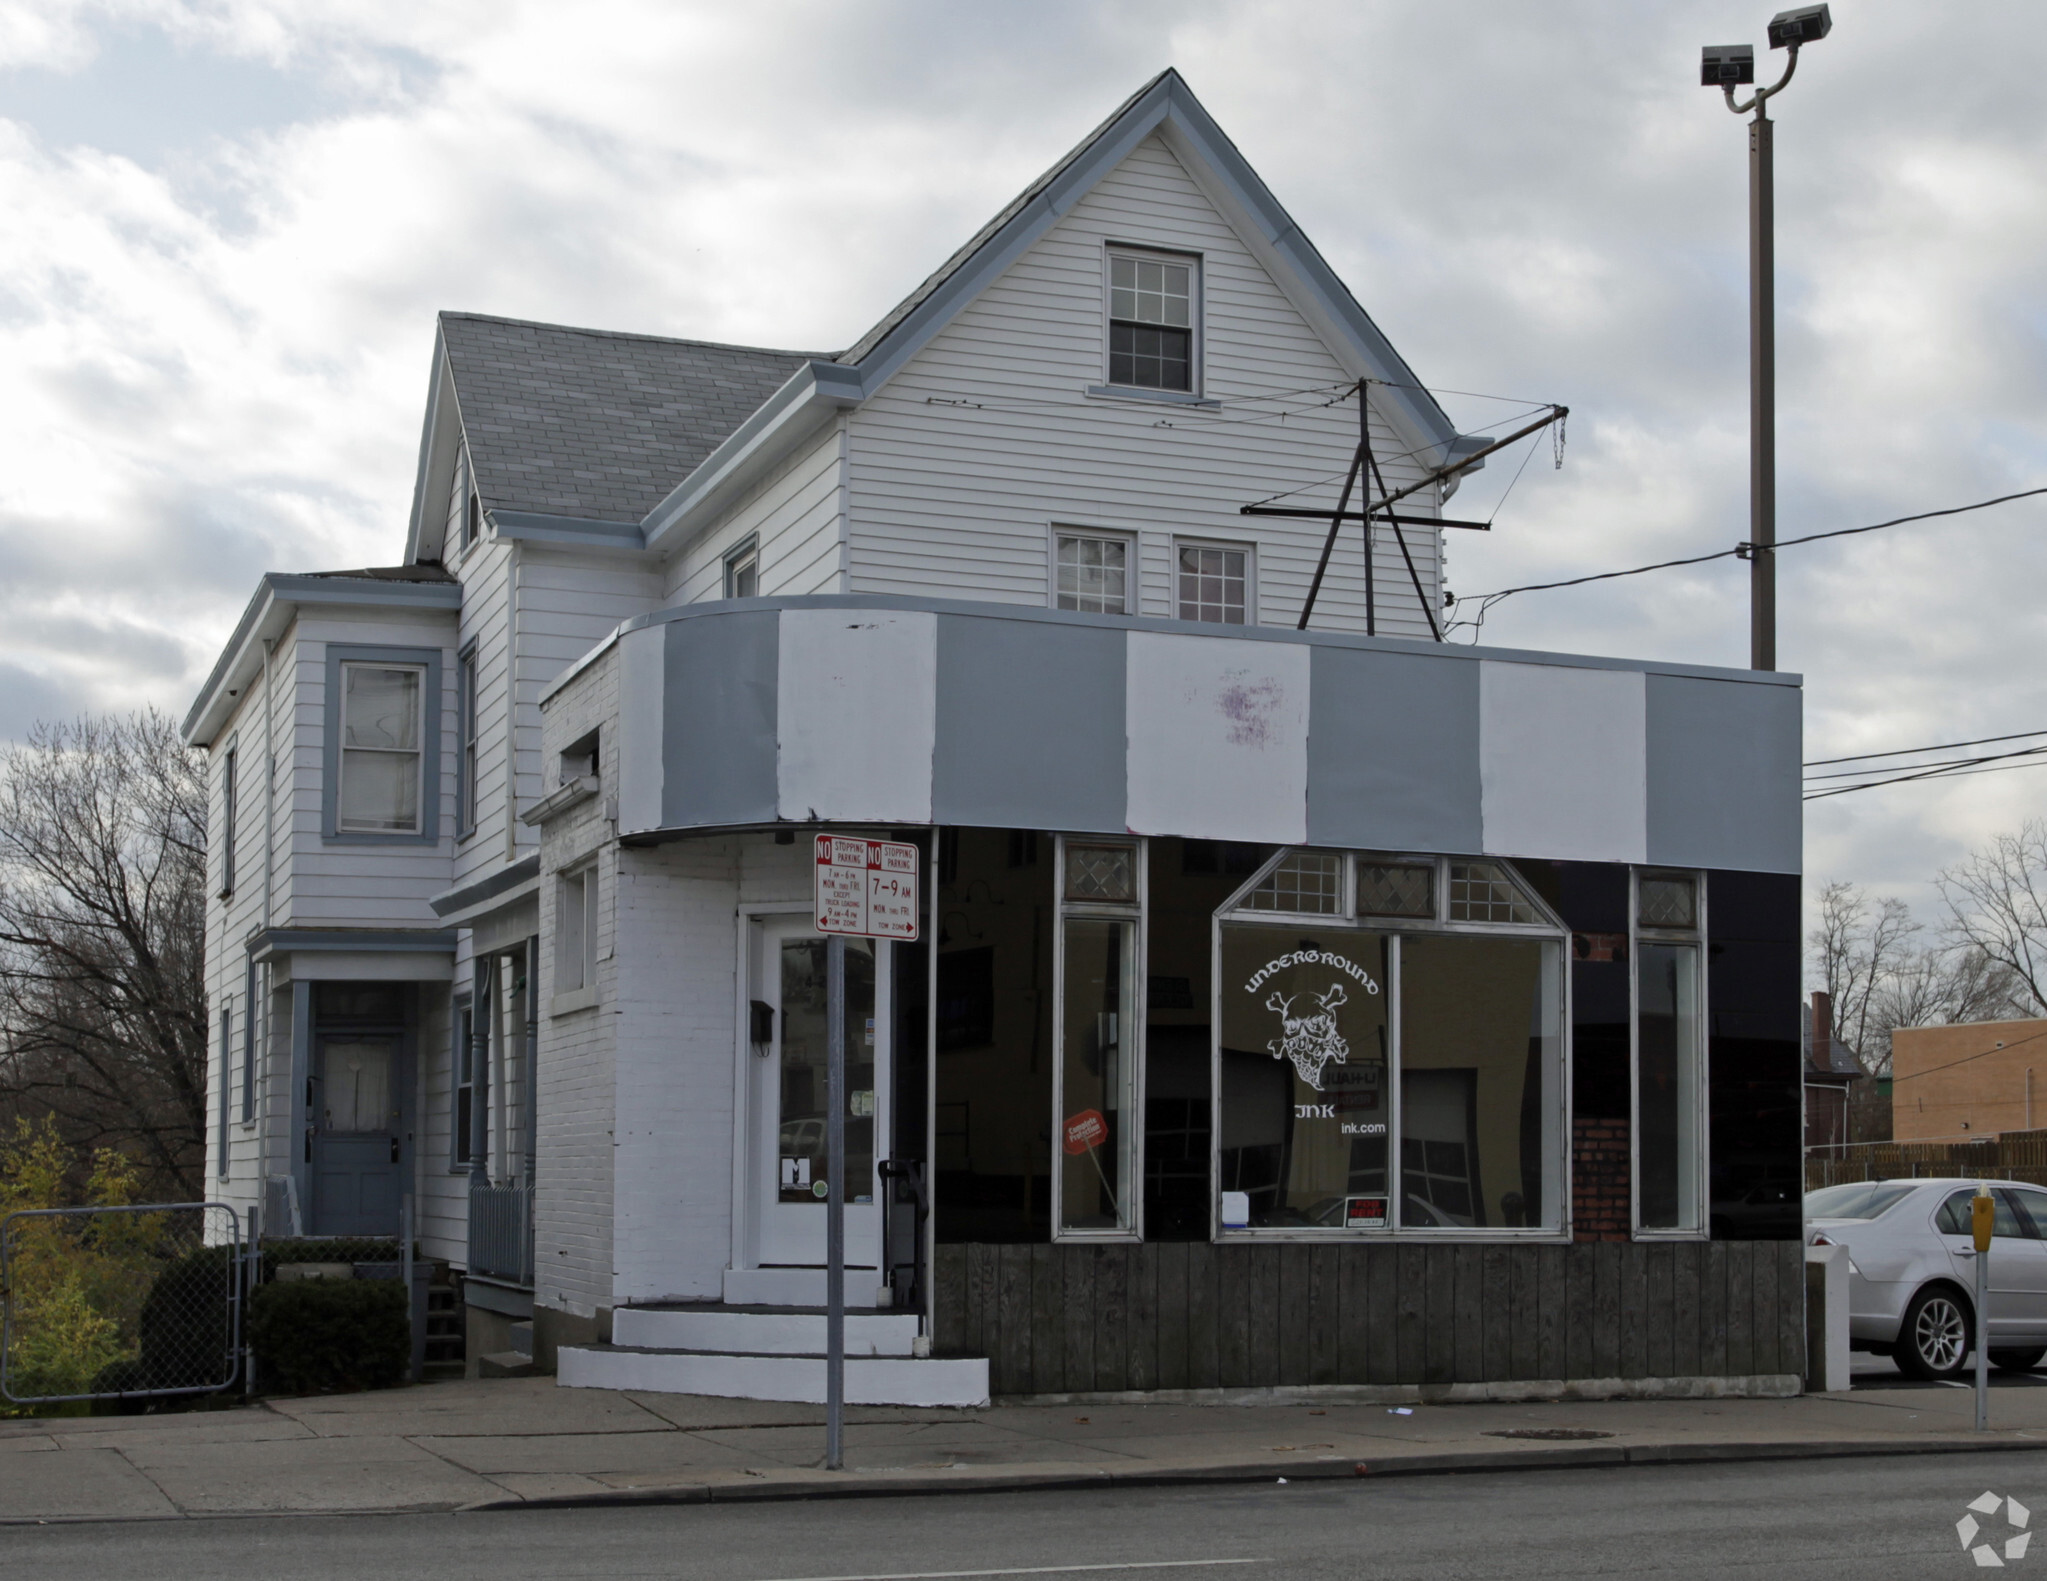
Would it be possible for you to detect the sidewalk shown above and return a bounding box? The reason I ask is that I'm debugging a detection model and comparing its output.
[5,1375,2047,1522]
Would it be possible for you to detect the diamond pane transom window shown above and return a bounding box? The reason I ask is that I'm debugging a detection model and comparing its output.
[1447,861,1543,925]
[1065,844,1136,903]
[1357,862,1435,919]
[1109,253,1193,391]
[1638,875,1697,930]
[1056,534,1129,615]
[1244,850,1343,914]
[1177,544,1247,624]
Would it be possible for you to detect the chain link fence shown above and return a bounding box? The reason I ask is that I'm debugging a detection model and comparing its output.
[0,1203,243,1408]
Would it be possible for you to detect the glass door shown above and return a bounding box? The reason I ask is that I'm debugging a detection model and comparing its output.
[750,917,889,1269]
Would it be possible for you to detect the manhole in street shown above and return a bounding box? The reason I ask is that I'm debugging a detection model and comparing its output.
[1482,1428,1615,1441]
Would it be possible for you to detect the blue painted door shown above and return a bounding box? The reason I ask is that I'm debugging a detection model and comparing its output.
[310,1035,402,1236]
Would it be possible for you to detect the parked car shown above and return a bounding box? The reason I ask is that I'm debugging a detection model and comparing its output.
[1805,1177,2047,1381]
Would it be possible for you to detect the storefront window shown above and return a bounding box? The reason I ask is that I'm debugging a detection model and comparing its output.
[1218,925,1390,1229]
[1057,840,1142,1236]
[1636,871,1706,1234]
[1216,851,1565,1235]
[1399,934,1557,1228]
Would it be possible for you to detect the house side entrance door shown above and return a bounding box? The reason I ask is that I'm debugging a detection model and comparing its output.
[748,917,889,1271]
[310,1034,403,1236]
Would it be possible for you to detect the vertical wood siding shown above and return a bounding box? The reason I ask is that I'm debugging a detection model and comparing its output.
[845,134,1445,639]
[935,1240,1804,1395]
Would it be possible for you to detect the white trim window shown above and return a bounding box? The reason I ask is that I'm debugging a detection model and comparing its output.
[1633,870,1708,1236]
[336,663,426,834]
[725,535,760,599]
[457,644,479,838]
[557,865,598,994]
[1176,541,1251,625]
[1107,248,1198,392]
[1054,837,1144,1239]
[1053,530,1132,616]
[1214,849,1567,1238]
[219,740,238,897]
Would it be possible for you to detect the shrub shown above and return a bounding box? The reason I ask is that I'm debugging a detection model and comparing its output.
[248,1279,408,1395]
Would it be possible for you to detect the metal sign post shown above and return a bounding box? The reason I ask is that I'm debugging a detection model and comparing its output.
[825,934,846,1470]
[813,834,920,1473]
[1974,1184,1994,1432]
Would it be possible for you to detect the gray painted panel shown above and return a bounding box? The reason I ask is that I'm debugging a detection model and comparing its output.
[1645,674,1802,874]
[1306,646,1481,852]
[932,615,1126,832]
[662,611,780,827]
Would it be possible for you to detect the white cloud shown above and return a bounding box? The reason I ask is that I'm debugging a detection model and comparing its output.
[0,0,2042,918]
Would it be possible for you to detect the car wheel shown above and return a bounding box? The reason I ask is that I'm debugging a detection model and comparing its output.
[1898,1286,1973,1381]
[1991,1347,2046,1372]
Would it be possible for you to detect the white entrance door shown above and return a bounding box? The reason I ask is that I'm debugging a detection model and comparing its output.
[747,916,890,1271]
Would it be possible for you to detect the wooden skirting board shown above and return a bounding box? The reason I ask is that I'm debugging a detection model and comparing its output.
[933,1239,1806,1397]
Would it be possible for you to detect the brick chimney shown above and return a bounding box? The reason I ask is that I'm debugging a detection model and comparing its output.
[1810,991,1833,1073]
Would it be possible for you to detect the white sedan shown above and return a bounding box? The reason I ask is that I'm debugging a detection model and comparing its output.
[1805,1177,2047,1381]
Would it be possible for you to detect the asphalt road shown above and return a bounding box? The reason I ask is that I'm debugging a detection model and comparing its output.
[0,1450,2035,1581]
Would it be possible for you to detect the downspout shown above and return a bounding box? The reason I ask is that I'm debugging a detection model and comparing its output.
[260,637,277,1183]
[503,539,523,864]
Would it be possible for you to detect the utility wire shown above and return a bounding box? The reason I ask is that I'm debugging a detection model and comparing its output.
[1891,1025,2047,1085]
[1452,486,2047,620]
[1804,738,2047,801]
[1805,728,2047,768]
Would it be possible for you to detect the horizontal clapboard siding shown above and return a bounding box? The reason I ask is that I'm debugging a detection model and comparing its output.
[846,133,1443,638]
[667,423,846,604]
[935,1240,1804,1396]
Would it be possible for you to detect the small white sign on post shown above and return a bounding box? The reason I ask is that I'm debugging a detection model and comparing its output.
[814,835,920,941]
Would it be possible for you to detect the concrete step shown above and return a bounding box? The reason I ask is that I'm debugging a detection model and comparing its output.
[557,1344,989,1408]
[722,1267,890,1308]
[612,1305,921,1357]
[478,1351,540,1379]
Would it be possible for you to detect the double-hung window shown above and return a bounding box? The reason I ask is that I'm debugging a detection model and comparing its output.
[220,742,238,897]
[1108,249,1197,392]
[452,998,475,1168]
[1054,531,1131,615]
[557,866,598,996]
[1634,870,1707,1235]
[1176,542,1250,625]
[725,536,760,599]
[457,645,479,838]
[326,645,440,843]
[338,663,425,834]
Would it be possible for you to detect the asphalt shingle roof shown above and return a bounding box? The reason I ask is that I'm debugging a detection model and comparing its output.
[440,313,828,524]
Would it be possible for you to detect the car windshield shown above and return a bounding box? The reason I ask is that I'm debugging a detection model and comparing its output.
[1804,1181,1917,1220]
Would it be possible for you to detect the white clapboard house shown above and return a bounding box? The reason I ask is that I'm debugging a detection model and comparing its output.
[186,72,1806,1406]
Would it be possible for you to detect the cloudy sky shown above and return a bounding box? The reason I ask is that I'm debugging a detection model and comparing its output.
[1,0,2043,920]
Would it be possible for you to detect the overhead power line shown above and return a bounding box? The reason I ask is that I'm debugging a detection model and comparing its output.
[1806,728,2047,768]
[1450,486,2047,632]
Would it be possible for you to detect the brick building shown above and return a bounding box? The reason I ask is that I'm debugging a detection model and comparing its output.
[1891,1018,2047,1142]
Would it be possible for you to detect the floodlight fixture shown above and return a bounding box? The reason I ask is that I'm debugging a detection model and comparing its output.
[1701,44,1755,88]
[1767,5,1832,49]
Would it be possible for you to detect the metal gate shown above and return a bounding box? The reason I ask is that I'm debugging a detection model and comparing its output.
[0,1203,243,1406]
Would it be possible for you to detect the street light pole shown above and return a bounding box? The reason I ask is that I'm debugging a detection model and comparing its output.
[1748,105,1776,673]
[1705,6,1830,673]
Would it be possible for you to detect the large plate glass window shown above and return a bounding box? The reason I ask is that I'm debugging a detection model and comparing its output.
[1107,249,1196,392]
[1216,850,1565,1236]
[1055,838,1142,1237]
[337,662,425,834]
[1634,870,1707,1235]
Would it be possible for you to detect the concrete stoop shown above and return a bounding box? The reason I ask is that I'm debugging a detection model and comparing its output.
[557,1304,988,1407]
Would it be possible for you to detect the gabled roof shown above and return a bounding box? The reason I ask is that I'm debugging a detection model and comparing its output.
[438,314,824,524]
[405,70,1486,562]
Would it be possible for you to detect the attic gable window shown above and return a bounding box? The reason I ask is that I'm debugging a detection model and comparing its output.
[1107,249,1196,393]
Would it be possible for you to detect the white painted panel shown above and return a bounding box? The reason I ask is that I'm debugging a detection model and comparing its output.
[616,626,664,836]
[1125,631,1309,844]
[775,608,936,824]
[1479,661,1647,863]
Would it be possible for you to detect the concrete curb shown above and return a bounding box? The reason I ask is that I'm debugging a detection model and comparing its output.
[456,1432,2047,1513]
